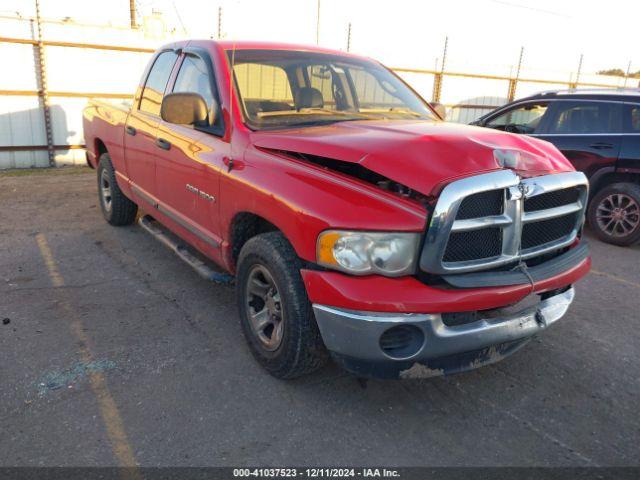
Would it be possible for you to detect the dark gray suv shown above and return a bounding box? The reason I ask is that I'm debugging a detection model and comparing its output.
[473,89,640,246]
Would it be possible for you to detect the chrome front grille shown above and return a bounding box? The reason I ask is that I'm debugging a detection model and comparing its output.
[420,170,589,275]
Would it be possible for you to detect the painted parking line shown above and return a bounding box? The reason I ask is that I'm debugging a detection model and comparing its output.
[591,268,640,290]
[36,233,141,476]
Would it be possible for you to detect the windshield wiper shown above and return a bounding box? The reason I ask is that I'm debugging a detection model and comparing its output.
[282,117,365,128]
[362,107,426,117]
[297,108,368,117]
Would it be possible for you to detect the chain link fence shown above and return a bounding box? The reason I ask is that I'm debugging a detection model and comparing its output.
[0,15,637,169]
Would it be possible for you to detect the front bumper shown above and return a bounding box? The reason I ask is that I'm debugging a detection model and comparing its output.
[313,287,575,379]
[301,245,590,314]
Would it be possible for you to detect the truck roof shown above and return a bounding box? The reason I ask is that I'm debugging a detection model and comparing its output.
[161,39,372,62]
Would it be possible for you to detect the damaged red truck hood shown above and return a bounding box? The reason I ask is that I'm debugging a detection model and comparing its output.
[250,120,574,195]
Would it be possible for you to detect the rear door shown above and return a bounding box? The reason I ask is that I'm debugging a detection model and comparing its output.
[618,102,640,174]
[535,100,622,179]
[124,50,179,201]
[154,48,226,249]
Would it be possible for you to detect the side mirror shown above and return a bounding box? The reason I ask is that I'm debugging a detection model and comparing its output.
[430,102,446,120]
[161,92,210,126]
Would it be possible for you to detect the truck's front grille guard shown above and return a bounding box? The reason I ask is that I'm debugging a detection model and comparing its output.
[420,170,589,275]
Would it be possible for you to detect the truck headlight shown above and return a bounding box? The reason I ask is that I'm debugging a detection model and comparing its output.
[316,230,420,276]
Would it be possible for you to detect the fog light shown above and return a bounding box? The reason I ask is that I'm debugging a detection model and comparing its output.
[379,325,424,360]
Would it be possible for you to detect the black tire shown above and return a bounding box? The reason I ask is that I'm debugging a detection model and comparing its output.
[97,153,138,226]
[236,232,328,379]
[588,182,640,246]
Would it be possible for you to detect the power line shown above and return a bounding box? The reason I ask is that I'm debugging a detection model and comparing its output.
[486,0,571,18]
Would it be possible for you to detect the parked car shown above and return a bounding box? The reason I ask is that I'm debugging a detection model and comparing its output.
[82,41,590,379]
[472,89,640,246]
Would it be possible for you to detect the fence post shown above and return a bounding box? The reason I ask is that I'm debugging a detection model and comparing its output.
[508,47,524,101]
[432,73,442,103]
[129,0,137,29]
[315,0,321,45]
[432,36,448,103]
[571,54,583,89]
[623,61,631,88]
[34,0,55,167]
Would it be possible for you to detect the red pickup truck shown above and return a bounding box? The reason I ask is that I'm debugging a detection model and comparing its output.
[83,40,590,379]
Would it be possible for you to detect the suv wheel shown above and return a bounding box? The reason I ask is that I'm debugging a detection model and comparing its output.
[97,153,138,226]
[588,183,640,246]
[236,232,328,378]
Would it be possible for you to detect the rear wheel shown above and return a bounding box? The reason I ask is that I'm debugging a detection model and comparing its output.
[588,183,640,246]
[236,232,328,379]
[97,153,137,226]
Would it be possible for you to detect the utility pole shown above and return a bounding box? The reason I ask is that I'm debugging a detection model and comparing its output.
[217,6,222,39]
[346,22,351,52]
[315,0,320,45]
[129,0,137,28]
[34,0,54,167]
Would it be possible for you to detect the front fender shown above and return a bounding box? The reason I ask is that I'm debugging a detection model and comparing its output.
[218,145,427,265]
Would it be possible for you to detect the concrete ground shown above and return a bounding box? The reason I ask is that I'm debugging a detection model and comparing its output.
[1,167,639,467]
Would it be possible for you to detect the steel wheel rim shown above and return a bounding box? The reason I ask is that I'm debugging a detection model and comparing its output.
[245,264,284,351]
[100,169,113,213]
[596,193,640,237]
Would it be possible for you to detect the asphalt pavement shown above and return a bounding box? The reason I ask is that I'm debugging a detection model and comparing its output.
[1,167,639,467]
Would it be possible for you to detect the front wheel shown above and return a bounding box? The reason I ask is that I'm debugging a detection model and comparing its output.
[588,183,640,246]
[97,153,137,226]
[236,232,328,379]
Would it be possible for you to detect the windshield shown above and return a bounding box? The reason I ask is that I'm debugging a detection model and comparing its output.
[227,49,436,130]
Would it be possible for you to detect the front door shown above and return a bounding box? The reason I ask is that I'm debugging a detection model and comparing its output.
[154,49,227,252]
[482,101,550,135]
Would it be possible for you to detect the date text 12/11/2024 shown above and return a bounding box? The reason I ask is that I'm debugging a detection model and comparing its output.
[232,468,400,478]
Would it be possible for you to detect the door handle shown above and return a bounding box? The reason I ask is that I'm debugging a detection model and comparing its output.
[589,142,613,150]
[156,138,171,151]
[125,125,137,136]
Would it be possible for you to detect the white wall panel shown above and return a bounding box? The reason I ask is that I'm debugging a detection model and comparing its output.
[0,95,46,145]
[0,43,39,91]
[46,47,150,94]
[49,97,87,146]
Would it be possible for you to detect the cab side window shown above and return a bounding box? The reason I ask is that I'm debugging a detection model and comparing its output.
[139,51,178,116]
[547,101,621,134]
[173,55,216,114]
[485,103,549,134]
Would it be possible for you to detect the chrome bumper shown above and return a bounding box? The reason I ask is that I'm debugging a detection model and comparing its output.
[312,287,575,377]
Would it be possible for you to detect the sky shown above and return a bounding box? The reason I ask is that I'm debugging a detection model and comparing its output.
[2,0,638,79]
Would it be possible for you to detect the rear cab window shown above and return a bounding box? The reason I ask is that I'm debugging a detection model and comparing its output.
[232,63,295,119]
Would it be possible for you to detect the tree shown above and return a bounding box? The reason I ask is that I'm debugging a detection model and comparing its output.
[597,68,640,78]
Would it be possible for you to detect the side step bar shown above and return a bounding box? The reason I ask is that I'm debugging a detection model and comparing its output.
[138,215,234,285]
